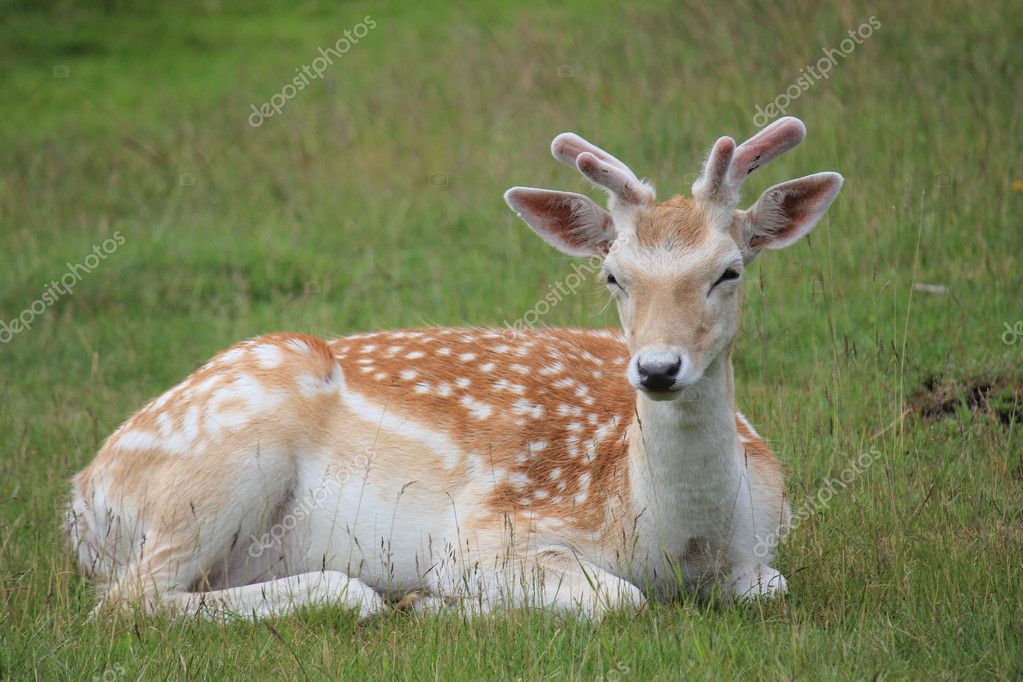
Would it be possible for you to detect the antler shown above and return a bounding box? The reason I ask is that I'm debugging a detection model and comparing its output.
[692,117,807,206]
[550,133,655,208]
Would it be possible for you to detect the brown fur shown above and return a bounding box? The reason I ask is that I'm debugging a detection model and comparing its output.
[633,196,710,248]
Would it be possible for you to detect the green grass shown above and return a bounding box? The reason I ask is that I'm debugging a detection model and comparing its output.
[1,0,1021,678]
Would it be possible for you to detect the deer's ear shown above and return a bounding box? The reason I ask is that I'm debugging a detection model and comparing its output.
[504,187,616,257]
[740,172,843,258]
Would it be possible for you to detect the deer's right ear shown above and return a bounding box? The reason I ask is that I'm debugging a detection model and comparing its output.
[504,187,616,257]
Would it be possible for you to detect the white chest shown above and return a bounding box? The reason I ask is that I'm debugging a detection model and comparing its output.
[614,401,755,594]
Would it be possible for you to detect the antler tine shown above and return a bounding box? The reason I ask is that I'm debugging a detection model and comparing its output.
[691,136,736,203]
[550,133,634,176]
[550,132,653,207]
[692,116,807,206]
[728,117,806,184]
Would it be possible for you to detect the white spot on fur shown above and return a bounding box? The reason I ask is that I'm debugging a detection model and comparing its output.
[193,375,220,394]
[116,430,162,451]
[512,399,544,419]
[557,404,583,417]
[296,371,336,397]
[493,379,525,395]
[150,388,176,412]
[207,374,285,431]
[595,421,617,442]
[220,347,245,363]
[183,406,200,442]
[251,344,283,368]
[460,396,493,420]
[285,338,312,354]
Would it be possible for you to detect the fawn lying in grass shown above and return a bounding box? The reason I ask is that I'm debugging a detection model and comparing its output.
[68,117,842,619]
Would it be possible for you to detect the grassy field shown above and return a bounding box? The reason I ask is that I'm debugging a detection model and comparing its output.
[1,0,1021,678]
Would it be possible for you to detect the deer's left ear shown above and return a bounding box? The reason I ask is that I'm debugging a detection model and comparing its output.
[740,172,843,258]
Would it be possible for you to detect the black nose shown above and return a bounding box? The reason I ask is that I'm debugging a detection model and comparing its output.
[637,355,682,391]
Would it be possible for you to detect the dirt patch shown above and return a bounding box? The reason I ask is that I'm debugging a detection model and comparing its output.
[912,371,1022,426]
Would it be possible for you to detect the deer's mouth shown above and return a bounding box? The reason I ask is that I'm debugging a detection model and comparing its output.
[637,385,683,401]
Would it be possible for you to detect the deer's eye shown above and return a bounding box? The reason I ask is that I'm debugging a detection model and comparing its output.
[712,267,742,288]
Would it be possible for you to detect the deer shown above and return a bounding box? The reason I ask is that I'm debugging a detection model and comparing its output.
[66,117,842,620]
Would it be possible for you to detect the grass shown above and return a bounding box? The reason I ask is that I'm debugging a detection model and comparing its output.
[0,0,1021,678]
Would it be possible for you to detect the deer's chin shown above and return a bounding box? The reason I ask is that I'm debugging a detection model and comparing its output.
[629,378,684,400]
[638,387,683,401]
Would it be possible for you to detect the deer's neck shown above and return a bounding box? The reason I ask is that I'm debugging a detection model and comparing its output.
[627,350,741,530]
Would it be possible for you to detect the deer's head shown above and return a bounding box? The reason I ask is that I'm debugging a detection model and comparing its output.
[505,117,842,399]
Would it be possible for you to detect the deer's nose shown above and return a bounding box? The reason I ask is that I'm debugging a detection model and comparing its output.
[636,353,682,391]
